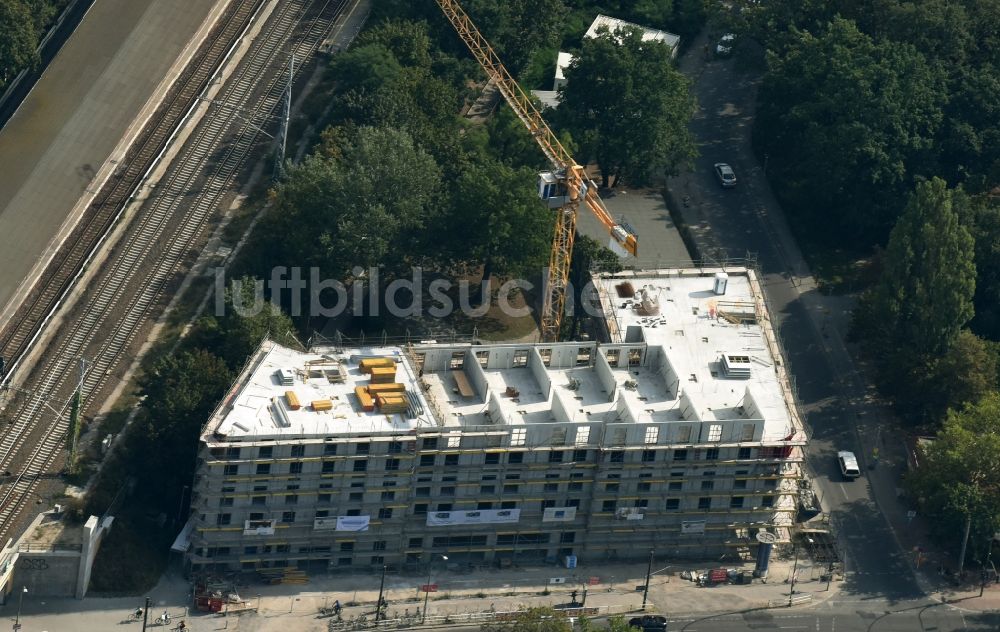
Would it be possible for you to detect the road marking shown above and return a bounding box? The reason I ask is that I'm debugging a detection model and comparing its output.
[838,483,848,499]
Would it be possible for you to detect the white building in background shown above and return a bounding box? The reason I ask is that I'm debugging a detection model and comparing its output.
[183,266,806,576]
[533,15,681,109]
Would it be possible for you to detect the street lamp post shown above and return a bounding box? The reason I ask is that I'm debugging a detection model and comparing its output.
[641,549,654,611]
[13,586,27,630]
[788,540,807,606]
[422,555,447,624]
[376,564,388,621]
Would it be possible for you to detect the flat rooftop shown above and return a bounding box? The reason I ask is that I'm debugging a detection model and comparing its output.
[204,342,436,441]
[593,267,795,439]
[586,14,680,52]
[204,267,801,445]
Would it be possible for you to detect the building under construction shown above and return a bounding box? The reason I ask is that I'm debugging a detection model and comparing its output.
[181,266,806,575]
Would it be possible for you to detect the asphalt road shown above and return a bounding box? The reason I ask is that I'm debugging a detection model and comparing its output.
[655,32,953,630]
[444,606,1000,632]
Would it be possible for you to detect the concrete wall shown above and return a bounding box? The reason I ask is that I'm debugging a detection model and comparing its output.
[12,552,79,597]
[678,388,703,422]
[487,391,507,426]
[551,391,573,424]
[594,352,617,401]
[464,352,489,399]
[76,515,113,598]
[528,348,551,400]
[651,345,681,397]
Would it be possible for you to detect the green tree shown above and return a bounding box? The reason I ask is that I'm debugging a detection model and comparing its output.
[906,393,1000,567]
[464,0,567,73]
[869,178,976,355]
[923,330,999,419]
[131,350,232,508]
[856,178,976,412]
[755,18,946,244]
[445,159,552,301]
[558,26,697,188]
[259,126,442,279]
[330,43,403,94]
[0,0,38,89]
[956,191,1000,339]
[217,276,301,369]
[564,234,624,339]
[480,607,572,632]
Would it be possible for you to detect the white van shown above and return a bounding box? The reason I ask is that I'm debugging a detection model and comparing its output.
[838,451,861,480]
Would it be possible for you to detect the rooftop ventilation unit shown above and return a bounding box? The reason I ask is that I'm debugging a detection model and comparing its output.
[721,353,752,379]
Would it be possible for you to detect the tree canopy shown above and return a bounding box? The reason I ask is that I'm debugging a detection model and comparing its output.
[854,178,976,417]
[558,25,697,188]
[256,125,442,279]
[755,17,946,242]
[906,393,1000,562]
[0,0,39,89]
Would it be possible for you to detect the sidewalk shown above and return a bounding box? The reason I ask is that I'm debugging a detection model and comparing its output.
[0,556,840,632]
[666,21,1000,617]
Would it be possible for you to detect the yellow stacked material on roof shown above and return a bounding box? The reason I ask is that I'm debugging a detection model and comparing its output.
[312,399,333,411]
[376,393,408,413]
[367,382,405,394]
[370,366,396,383]
[285,391,301,410]
[354,386,374,412]
[359,357,395,373]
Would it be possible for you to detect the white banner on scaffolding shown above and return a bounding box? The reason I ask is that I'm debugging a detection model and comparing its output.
[426,509,521,527]
[542,507,577,522]
[681,520,706,535]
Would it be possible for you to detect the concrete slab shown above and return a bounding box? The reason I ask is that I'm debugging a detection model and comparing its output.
[576,189,692,269]
[0,0,219,316]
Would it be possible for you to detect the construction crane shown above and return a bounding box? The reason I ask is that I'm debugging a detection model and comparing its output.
[435,0,638,342]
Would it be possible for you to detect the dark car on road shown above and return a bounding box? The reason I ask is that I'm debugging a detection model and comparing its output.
[629,615,668,632]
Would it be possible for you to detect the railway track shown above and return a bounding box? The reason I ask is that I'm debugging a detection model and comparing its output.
[0,0,353,542]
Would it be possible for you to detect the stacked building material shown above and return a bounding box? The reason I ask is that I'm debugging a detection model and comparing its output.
[370,366,396,384]
[367,382,406,395]
[284,391,301,410]
[354,386,374,411]
[376,393,408,413]
[311,399,333,411]
[359,357,395,373]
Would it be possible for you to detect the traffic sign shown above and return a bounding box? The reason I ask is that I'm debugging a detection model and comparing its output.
[420,584,438,592]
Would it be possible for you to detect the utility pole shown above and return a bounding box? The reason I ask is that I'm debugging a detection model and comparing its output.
[788,543,800,606]
[142,596,151,632]
[641,549,653,611]
[958,511,972,579]
[422,555,447,624]
[376,564,387,621]
[67,358,86,472]
[273,53,294,181]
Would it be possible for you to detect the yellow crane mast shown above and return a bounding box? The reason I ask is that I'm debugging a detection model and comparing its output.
[434,0,638,341]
